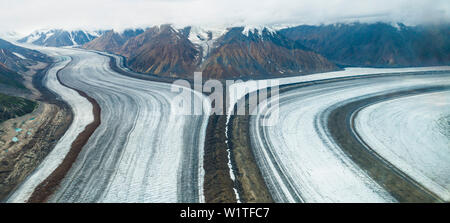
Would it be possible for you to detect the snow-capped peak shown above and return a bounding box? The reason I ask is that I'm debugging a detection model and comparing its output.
[242,26,276,37]
[188,26,227,61]
[188,26,212,42]
[188,26,226,43]
[0,31,24,41]
[391,22,407,31]
[18,29,104,47]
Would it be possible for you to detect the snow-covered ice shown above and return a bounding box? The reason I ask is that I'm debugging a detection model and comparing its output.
[7,46,210,203]
[355,91,450,201]
[249,73,450,202]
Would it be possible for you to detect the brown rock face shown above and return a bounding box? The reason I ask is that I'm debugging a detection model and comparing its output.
[120,25,201,78]
[84,25,201,78]
[83,25,337,79]
[82,31,126,53]
[202,27,337,79]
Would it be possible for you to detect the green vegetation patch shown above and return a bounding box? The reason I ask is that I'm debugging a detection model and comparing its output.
[0,93,37,123]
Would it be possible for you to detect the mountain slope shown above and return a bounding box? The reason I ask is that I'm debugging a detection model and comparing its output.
[0,62,26,90]
[83,25,206,77]
[185,26,228,62]
[82,29,144,53]
[279,23,450,67]
[18,29,104,47]
[85,25,336,79]
[202,27,336,79]
[0,38,51,72]
[118,25,201,77]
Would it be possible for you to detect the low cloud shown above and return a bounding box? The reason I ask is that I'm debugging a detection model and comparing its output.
[1,0,449,34]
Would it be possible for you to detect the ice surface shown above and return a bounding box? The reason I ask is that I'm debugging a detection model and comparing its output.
[9,47,210,203]
[250,74,450,202]
[355,91,450,201]
[228,66,450,113]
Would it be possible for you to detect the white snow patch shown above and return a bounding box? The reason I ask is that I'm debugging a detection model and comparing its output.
[224,114,241,203]
[85,30,101,38]
[188,26,227,61]
[0,31,23,41]
[12,52,26,59]
[43,32,54,42]
[68,32,77,46]
[25,33,41,44]
[242,25,276,37]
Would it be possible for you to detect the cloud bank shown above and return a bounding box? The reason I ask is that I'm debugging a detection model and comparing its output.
[1,0,449,34]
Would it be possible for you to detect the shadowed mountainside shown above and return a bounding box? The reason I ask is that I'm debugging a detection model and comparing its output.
[279,23,450,67]
[120,25,201,78]
[0,62,26,90]
[82,29,144,53]
[0,38,51,72]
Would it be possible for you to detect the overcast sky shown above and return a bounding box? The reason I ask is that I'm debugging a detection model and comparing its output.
[1,0,449,35]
